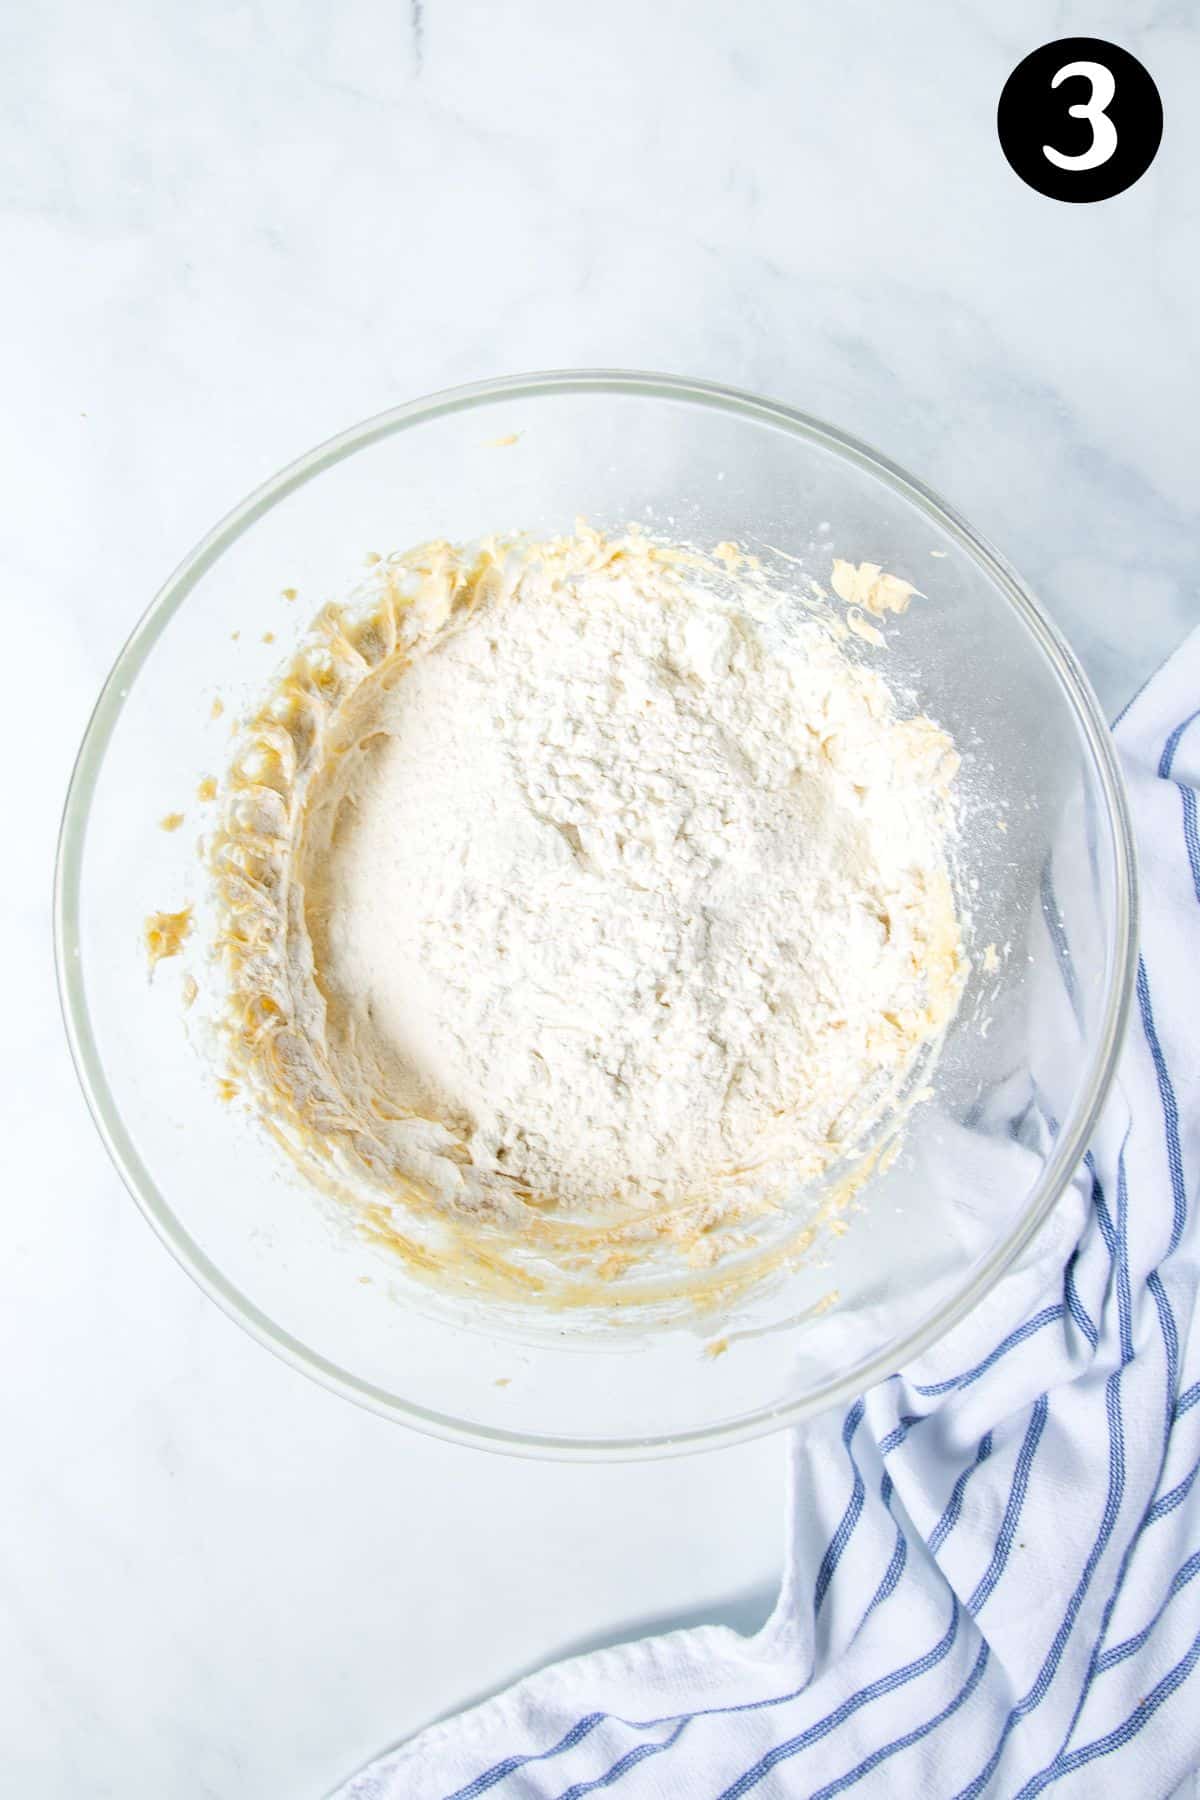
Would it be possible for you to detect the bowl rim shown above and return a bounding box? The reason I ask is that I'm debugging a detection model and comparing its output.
[53,368,1139,1460]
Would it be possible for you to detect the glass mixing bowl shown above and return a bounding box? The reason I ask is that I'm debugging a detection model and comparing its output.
[55,371,1136,1458]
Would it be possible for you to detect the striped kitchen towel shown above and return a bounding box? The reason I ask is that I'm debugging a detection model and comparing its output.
[335,628,1200,1799]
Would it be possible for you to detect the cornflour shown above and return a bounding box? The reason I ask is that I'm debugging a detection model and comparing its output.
[238,529,968,1234]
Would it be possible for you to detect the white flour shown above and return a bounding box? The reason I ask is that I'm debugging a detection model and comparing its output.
[290,532,965,1221]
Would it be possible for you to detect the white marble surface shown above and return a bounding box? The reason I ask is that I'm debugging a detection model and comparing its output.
[3,1,1197,1792]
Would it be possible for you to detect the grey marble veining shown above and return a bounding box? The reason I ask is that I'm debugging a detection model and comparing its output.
[2,1,1196,1792]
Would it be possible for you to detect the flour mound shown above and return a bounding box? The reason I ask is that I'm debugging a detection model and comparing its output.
[295,533,964,1219]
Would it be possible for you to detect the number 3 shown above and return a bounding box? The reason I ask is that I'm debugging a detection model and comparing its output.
[1043,60,1118,170]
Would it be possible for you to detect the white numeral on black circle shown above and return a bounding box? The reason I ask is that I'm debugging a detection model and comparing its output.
[1043,60,1118,171]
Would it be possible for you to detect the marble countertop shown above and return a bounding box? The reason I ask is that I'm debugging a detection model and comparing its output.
[3,1,1196,1792]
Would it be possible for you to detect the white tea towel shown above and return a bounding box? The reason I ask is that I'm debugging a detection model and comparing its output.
[336,629,1200,1800]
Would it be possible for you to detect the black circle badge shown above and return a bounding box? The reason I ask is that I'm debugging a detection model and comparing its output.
[998,38,1162,202]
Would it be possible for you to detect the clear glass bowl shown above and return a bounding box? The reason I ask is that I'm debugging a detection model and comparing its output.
[55,371,1137,1458]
